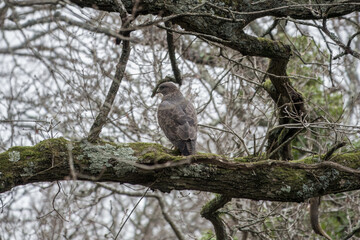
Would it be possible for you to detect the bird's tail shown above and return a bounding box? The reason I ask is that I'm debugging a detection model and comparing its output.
[178,140,196,156]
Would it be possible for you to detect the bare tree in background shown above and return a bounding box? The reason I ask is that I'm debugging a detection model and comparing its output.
[1,1,360,239]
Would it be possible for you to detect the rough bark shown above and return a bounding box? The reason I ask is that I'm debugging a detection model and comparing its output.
[264,58,307,160]
[1,138,360,202]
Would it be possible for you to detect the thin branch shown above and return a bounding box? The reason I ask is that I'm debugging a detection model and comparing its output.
[97,183,186,240]
[87,16,132,142]
[323,141,347,161]
[342,222,360,240]
[7,0,59,6]
[322,19,360,60]
[204,2,360,17]
[223,123,250,156]
[54,14,133,42]
[114,187,150,239]
[157,194,186,240]
[165,21,182,86]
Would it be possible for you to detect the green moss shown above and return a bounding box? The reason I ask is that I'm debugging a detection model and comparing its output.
[200,230,216,240]
[0,138,70,192]
[277,128,290,143]
[295,151,360,166]
[128,142,186,164]
[34,137,69,164]
[2,145,39,163]
[127,142,165,153]
[140,151,184,164]
[273,165,304,183]
[196,152,224,158]
[0,141,53,176]
[262,79,278,100]
[331,152,360,168]
[257,37,277,47]
[128,142,170,158]
[262,79,273,91]
[200,194,223,215]
[234,156,255,162]
[0,149,12,185]
[298,155,319,164]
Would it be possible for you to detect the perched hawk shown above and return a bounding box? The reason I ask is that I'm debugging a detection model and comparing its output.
[156,82,197,156]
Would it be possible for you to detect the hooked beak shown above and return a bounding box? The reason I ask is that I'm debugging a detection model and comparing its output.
[151,86,161,98]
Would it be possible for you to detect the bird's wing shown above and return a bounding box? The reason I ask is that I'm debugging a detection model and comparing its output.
[158,98,197,141]
[175,99,197,140]
[157,100,179,143]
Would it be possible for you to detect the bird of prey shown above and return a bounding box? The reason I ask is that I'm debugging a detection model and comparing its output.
[156,82,197,156]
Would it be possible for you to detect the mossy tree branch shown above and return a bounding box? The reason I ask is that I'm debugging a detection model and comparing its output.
[1,138,360,202]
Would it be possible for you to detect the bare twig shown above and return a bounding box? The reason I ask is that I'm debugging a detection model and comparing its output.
[342,222,360,240]
[322,19,360,60]
[114,187,150,239]
[97,183,186,240]
[267,128,303,159]
[223,123,250,156]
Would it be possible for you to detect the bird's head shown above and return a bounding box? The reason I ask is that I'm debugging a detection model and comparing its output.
[156,82,179,96]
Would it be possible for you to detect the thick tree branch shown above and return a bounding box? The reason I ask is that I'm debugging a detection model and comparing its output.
[68,1,360,21]
[1,138,360,202]
[264,58,307,160]
[66,0,360,58]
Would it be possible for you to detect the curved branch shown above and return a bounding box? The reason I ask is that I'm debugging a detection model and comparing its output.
[309,197,332,240]
[201,195,232,240]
